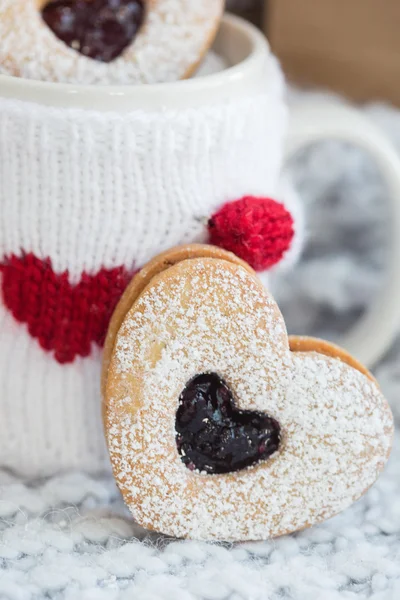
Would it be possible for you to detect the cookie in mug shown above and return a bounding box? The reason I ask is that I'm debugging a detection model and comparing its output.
[103,245,393,541]
[0,0,224,84]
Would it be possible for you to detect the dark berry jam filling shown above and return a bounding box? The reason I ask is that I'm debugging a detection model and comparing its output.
[176,373,281,475]
[42,0,145,63]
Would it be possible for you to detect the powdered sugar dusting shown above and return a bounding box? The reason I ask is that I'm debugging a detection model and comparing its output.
[0,0,223,84]
[105,259,393,541]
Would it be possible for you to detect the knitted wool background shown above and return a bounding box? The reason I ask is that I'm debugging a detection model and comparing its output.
[0,55,303,478]
[0,93,399,600]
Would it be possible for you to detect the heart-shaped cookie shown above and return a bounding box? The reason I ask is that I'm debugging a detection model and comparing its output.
[103,245,393,541]
[0,0,224,84]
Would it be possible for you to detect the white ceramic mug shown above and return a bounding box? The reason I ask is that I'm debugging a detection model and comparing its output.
[286,104,400,367]
[0,14,399,478]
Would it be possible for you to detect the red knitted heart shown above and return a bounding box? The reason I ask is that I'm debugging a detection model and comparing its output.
[0,253,133,364]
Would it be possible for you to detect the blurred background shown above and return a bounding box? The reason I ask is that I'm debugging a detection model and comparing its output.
[227,0,400,409]
[229,0,400,107]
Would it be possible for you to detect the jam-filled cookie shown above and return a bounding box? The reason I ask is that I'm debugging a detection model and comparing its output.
[0,0,224,84]
[102,244,253,400]
[103,245,393,541]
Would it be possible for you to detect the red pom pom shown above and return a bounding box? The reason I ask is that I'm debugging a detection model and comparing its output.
[208,196,295,271]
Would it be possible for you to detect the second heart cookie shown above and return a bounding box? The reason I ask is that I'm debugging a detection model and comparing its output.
[0,0,224,84]
[103,245,393,541]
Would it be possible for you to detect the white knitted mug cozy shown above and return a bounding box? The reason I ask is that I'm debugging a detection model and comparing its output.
[0,50,305,477]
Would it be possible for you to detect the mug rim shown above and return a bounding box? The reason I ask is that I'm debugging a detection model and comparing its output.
[0,14,270,111]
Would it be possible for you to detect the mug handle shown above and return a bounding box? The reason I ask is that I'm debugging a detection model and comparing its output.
[285,101,400,368]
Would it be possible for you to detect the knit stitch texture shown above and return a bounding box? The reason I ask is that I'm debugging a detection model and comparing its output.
[0,94,399,599]
[0,254,133,364]
[208,196,295,270]
[0,56,303,477]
